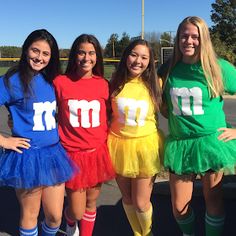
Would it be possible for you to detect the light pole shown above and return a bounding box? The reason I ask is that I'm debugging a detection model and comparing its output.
[141,0,144,39]
[112,39,115,58]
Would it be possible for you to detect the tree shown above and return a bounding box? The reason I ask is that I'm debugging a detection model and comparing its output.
[160,32,172,47]
[145,31,161,61]
[116,32,130,57]
[59,49,70,58]
[0,46,21,58]
[104,33,131,58]
[211,32,236,63]
[210,0,236,63]
[104,33,119,58]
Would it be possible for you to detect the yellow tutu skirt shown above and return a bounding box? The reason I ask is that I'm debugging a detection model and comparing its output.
[107,130,164,178]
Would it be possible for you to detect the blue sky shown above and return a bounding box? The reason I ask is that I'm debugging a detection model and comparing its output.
[1,0,214,49]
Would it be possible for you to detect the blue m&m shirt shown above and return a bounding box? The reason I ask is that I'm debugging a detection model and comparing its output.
[0,73,59,148]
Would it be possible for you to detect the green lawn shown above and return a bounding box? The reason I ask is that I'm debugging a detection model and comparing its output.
[0,64,115,80]
[0,67,8,76]
[104,64,115,80]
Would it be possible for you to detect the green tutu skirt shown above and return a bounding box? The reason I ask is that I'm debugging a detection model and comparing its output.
[164,131,236,175]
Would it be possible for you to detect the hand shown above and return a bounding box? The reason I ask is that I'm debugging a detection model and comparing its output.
[1,136,31,154]
[218,128,236,142]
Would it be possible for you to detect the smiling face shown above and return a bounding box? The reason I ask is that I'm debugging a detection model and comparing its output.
[76,42,97,78]
[27,39,51,72]
[126,44,150,78]
[179,23,200,64]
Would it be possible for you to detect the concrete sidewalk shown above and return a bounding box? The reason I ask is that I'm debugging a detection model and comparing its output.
[0,174,236,235]
[0,97,236,235]
[94,176,236,236]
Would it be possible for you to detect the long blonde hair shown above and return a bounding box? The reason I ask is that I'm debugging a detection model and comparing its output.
[163,16,223,97]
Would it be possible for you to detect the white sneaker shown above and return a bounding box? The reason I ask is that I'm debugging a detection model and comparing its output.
[66,222,79,236]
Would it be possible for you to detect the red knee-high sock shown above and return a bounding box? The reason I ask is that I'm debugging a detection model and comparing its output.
[79,209,97,236]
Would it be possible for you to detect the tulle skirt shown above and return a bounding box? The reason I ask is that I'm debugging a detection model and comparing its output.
[107,130,165,178]
[65,143,116,190]
[164,131,236,175]
[0,142,75,189]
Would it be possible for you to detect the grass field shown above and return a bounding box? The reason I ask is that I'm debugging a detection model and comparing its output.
[0,67,8,76]
[0,64,116,80]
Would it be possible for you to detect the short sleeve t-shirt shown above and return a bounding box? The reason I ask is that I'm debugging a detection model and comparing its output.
[53,74,109,151]
[163,59,236,138]
[0,73,59,147]
[109,77,157,138]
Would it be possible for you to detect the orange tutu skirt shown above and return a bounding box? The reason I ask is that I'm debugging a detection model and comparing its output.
[65,143,115,190]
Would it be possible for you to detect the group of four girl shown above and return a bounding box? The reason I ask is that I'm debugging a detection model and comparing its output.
[0,15,236,236]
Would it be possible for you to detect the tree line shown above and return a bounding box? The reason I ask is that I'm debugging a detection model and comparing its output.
[0,0,235,65]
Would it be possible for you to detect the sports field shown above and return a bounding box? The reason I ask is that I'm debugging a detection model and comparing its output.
[0,64,115,80]
[0,67,7,76]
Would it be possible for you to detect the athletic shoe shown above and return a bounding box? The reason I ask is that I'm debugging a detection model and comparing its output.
[66,223,79,236]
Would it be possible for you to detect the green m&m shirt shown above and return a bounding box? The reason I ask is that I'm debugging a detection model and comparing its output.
[164,59,236,138]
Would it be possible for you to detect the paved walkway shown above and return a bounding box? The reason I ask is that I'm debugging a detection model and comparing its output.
[93,176,236,236]
[0,97,236,235]
[1,176,236,236]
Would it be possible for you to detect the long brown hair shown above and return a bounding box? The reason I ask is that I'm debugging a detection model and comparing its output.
[110,39,162,111]
[4,29,60,94]
[65,34,104,77]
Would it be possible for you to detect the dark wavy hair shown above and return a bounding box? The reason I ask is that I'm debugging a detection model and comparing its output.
[4,29,60,93]
[65,34,104,77]
[110,39,162,111]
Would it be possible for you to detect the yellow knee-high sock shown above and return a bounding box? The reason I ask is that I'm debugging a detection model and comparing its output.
[122,202,142,236]
[136,204,153,236]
